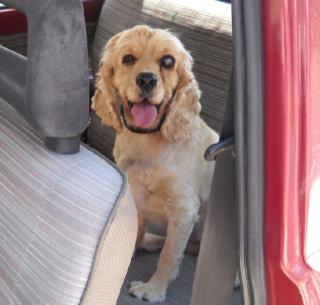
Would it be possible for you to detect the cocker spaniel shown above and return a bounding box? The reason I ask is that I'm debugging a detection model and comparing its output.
[92,25,219,302]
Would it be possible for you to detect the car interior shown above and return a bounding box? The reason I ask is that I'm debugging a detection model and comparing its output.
[0,0,256,304]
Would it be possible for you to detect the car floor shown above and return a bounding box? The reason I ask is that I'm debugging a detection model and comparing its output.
[118,250,242,305]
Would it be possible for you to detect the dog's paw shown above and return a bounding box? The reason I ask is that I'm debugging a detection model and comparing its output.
[129,280,166,302]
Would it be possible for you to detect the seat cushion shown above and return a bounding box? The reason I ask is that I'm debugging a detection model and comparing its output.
[0,98,137,305]
[87,0,232,160]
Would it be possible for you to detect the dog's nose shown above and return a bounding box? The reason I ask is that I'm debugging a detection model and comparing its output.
[136,73,157,93]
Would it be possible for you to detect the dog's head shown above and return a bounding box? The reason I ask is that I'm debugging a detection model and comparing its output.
[92,25,201,142]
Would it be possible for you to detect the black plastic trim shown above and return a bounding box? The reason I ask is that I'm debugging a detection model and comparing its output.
[233,0,267,304]
[204,136,235,161]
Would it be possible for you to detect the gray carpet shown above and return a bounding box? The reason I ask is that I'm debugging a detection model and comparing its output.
[117,250,242,305]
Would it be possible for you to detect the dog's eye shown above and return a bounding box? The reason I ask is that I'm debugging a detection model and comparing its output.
[160,55,175,69]
[122,54,136,65]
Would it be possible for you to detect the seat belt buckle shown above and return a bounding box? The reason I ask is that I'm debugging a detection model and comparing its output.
[204,136,235,161]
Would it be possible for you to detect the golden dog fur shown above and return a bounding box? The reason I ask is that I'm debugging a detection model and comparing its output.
[92,25,219,302]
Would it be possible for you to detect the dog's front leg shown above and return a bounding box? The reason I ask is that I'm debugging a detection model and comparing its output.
[136,214,147,249]
[129,212,196,302]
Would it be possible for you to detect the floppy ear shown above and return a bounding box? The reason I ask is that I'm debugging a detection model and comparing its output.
[161,51,201,142]
[91,35,122,132]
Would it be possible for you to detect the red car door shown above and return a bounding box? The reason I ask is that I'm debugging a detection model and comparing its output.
[264,0,320,304]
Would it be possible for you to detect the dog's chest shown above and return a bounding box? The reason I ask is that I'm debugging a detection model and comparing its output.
[126,160,177,224]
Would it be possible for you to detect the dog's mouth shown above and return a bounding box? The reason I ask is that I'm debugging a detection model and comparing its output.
[128,99,162,128]
[120,98,165,134]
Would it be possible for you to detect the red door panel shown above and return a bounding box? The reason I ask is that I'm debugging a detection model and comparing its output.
[264,0,320,304]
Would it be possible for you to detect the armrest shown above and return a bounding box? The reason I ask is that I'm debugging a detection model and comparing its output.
[0,0,89,154]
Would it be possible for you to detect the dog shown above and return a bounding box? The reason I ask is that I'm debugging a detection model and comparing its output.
[92,25,219,302]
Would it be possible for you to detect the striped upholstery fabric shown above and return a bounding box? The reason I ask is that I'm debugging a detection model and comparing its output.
[0,98,137,305]
[87,0,232,159]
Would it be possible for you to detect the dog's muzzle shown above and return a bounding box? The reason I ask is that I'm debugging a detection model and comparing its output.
[120,105,166,134]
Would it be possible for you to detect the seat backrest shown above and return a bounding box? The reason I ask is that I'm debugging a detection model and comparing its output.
[87,0,233,159]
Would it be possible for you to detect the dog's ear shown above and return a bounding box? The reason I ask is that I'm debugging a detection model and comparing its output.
[161,50,201,142]
[92,34,122,132]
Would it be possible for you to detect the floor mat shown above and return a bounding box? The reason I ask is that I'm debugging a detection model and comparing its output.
[117,250,242,305]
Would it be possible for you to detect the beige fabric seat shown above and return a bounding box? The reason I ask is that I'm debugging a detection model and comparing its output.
[0,98,137,305]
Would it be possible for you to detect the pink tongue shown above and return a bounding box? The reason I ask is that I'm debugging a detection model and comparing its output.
[131,102,157,128]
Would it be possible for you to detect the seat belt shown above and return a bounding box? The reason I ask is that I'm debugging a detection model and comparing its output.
[191,75,238,305]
